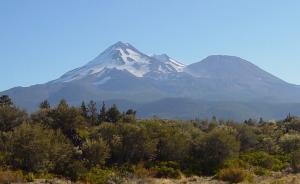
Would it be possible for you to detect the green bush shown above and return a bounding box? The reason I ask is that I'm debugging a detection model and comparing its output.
[25,172,35,182]
[222,159,250,169]
[0,152,8,168]
[193,126,240,175]
[157,161,180,170]
[253,167,271,176]
[96,123,157,164]
[7,123,74,174]
[217,167,252,183]
[291,149,300,172]
[279,134,300,153]
[83,167,114,184]
[152,161,182,179]
[155,166,181,179]
[58,160,87,181]
[240,151,285,171]
[0,105,27,132]
[82,138,110,168]
[133,163,156,178]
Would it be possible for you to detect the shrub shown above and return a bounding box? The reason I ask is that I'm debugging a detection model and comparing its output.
[0,170,24,183]
[155,166,181,179]
[83,167,114,184]
[155,123,192,162]
[152,161,181,179]
[222,159,249,169]
[25,172,35,182]
[58,160,87,181]
[240,151,285,171]
[0,105,27,132]
[291,149,300,172]
[253,167,271,176]
[193,126,240,175]
[217,167,252,183]
[237,125,258,152]
[7,123,74,173]
[133,163,153,178]
[279,134,300,153]
[82,138,110,168]
[157,161,180,170]
[0,152,8,168]
[96,123,157,164]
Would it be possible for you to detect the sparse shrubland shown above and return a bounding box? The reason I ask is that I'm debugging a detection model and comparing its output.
[2,95,300,183]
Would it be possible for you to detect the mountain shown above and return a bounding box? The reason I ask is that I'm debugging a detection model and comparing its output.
[53,42,185,83]
[1,41,300,120]
[184,55,300,102]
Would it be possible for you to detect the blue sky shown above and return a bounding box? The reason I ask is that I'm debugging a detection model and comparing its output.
[1,0,300,91]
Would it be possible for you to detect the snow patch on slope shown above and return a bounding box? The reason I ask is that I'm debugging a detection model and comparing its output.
[93,76,111,86]
[151,54,185,72]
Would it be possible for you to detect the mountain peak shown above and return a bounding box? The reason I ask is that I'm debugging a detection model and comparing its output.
[109,41,134,50]
[203,55,246,63]
[186,55,285,84]
[55,42,187,83]
[151,54,185,71]
[87,41,148,66]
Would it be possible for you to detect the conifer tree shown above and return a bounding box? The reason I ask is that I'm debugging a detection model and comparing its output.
[125,109,136,116]
[106,104,121,123]
[57,99,69,109]
[39,100,50,109]
[81,101,88,119]
[88,100,98,125]
[98,102,107,123]
[0,95,13,107]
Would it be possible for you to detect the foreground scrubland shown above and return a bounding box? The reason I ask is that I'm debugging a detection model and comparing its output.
[2,95,300,183]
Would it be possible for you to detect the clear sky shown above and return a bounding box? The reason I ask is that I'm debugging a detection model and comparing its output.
[1,0,300,91]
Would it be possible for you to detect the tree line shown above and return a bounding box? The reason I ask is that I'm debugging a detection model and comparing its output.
[1,95,300,183]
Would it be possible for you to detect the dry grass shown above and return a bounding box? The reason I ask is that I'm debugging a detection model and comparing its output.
[8,172,300,184]
[0,170,24,183]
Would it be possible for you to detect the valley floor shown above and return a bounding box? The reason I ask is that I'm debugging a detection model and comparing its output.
[19,173,300,184]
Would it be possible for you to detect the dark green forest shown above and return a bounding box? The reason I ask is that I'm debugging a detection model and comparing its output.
[1,95,300,183]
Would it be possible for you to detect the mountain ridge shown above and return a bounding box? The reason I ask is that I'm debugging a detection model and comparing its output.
[1,41,300,120]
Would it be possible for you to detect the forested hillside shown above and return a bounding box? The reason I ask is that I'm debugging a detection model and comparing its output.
[1,95,300,183]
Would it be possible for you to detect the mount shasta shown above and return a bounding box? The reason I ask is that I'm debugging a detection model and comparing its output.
[2,42,300,120]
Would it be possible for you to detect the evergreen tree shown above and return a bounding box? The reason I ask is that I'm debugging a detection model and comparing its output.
[88,100,98,125]
[39,100,50,109]
[259,117,264,124]
[0,95,13,107]
[126,109,136,116]
[57,99,69,109]
[106,104,121,123]
[80,101,88,119]
[0,105,27,132]
[48,100,83,146]
[285,113,293,122]
[98,102,107,123]
[122,109,137,123]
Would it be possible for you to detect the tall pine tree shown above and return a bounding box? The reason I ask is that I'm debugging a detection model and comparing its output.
[81,101,88,119]
[88,100,98,125]
[98,102,107,123]
[39,100,50,109]
[0,95,13,107]
[106,104,121,123]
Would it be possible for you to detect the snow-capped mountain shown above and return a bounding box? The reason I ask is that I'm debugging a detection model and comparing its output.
[2,41,300,120]
[54,42,185,83]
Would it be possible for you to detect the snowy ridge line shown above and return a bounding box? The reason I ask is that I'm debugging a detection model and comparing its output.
[53,42,186,83]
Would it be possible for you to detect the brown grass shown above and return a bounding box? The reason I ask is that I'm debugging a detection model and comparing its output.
[0,170,24,183]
